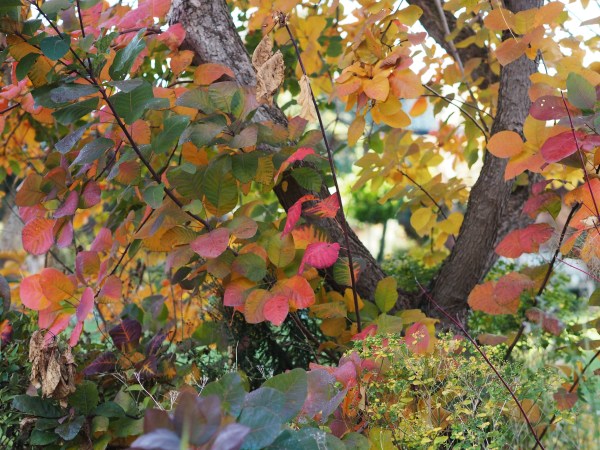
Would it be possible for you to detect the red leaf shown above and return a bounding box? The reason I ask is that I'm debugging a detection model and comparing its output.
[468,272,534,315]
[405,322,430,354]
[305,193,340,218]
[282,194,317,237]
[263,294,289,326]
[530,95,578,120]
[118,0,171,28]
[76,287,94,322]
[54,219,74,248]
[82,181,101,208]
[20,274,50,310]
[351,324,377,341]
[272,275,316,310]
[91,228,113,253]
[69,321,84,347]
[22,217,55,255]
[156,23,186,51]
[525,307,565,336]
[553,388,578,411]
[109,319,142,351]
[496,223,554,258]
[540,130,586,163]
[298,242,340,274]
[99,275,122,301]
[38,307,71,342]
[83,352,117,376]
[275,147,316,180]
[223,278,254,307]
[54,190,78,218]
[190,228,230,258]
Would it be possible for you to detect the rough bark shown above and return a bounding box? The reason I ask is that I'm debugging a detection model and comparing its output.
[427,0,543,325]
[169,0,402,302]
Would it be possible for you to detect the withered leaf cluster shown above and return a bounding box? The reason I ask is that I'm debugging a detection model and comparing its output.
[29,330,76,400]
[298,75,317,122]
[252,34,284,105]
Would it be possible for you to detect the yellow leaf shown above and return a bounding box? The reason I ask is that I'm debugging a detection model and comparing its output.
[389,69,423,98]
[410,207,434,234]
[487,130,523,158]
[409,97,427,117]
[344,288,363,312]
[348,115,366,146]
[298,75,317,122]
[484,8,516,31]
[363,75,390,101]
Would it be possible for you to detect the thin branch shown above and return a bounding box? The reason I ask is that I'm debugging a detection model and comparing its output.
[418,281,546,449]
[279,14,362,332]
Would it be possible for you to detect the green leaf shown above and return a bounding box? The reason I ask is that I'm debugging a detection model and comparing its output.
[152,115,190,154]
[262,368,307,422]
[40,34,70,60]
[16,53,39,81]
[192,321,228,350]
[109,29,146,80]
[243,387,286,417]
[50,84,97,103]
[30,429,58,445]
[55,124,89,153]
[12,395,62,418]
[93,401,126,418]
[181,117,227,147]
[109,82,153,124]
[68,380,99,415]
[375,276,398,313]
[566,73,596,110]
[55,415,85,441]
[176,87,214,112]
[232,253,266,282]
[168,166,204,199]
[202,372,247,417]
[72,137,114,165]
[40,0,72,16]
[143,183,165,209]
[53,97,99,125]
[232,152,259,183]
[107,78,145,93]
[238,407,282,449]
[203,158,238,215]
[291,167,322,192]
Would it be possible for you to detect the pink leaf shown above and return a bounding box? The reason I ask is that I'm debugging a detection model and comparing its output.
[54,219,74,248]
[282,194,317,237]
[223,278,254,307]
[20,274,50,310]
[405,322,430,354]
[351,324,377,341]
[69,321,84,347]
[54,190,79,218]
[530,95,578,121]
[22,217,55,255]
[156,23,186,51]
[525,307,565,336]
[298,242,340,274]
[91,228,113,253]
[540,130,586,163]
[82,181,101,208]
[305,193,340,218]
[99,275,122,301]
[263,294,289,326]
[190,228,230,258]
[275,147,316,181]
[76,251,100,281]
[496,223,554,258]
[118,0,171,29]
[76,287,95,322]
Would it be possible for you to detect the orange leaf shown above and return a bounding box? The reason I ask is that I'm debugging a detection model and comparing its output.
[19,275,50,310]
[170,50,195,77]
[22,217,55,255]
[495,223,554,258]
[363,76,389,101]
[468,272,534,315]
[484,8,516,31]
[553,388,577,411]
[194,63,234,85]
[40,268,75,303]
[495,38,528,66]
[487,130,523,158]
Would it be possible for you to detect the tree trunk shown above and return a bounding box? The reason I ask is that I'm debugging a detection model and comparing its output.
[427,0,542,325]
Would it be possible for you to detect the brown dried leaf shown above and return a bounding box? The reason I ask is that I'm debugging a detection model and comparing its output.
[28,331,76,400]
[255,50,285,105]
[42,352,62,397]
[298,75,317,122]
[252,34,274,70]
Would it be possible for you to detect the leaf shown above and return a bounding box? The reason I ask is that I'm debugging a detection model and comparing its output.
[40,34,70,60]
[305,194,340,218]
[566,72,596,110]
[263,368,308,422]
[203,159,239,215]
[130,429,181,450]
[142,183,165,209]
[267,232,296,268]
[202,372,247,417]
[211,423,251,450]
[553,388,578,411]
[263,294,289,326]
[375,276,398,313]
[190,228,230,259]
[68,380,99,415]
[22,217,55,255]
[232,152,259,183]
[152,115,190,154]
[50,84,97,103]
[468,272,534,315]
[495,223,554,258]
[169,50,194,77]
[487,130,523,158]
[540,130,585,163]
[232,253,266,282]
[253,35,284,105]
[110,29,146,80]
[110,82,154,124]
[484,8,516,30]
[72,137,114,165]
[40,268,75,303]
[109,319,142,351]
[363,75,390,101]
[12,395,62,418]
[299,242,340,274]
[20,274,50,310]
[54,190,79,218]
[530,95,577,121]
[405,322,430,354]
[55,415,85,441]
[525,307,565,336]
[238,406,282,449]
[15,173,45,206]
[298,75,317,122]
[52,98,98,125]
[194,63,235,85]
[83,352,117,376]
[495,38,528,66]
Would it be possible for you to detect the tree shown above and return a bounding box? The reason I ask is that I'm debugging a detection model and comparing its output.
[1,0,599,448]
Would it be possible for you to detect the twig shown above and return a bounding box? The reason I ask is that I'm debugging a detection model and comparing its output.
[279,14,362,332]
[417,281,546,449]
